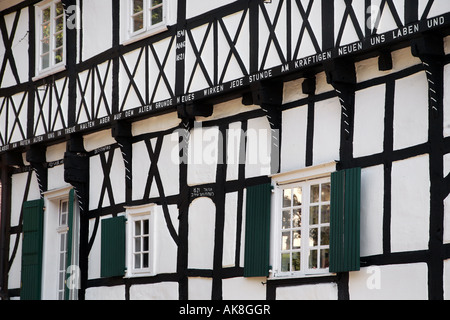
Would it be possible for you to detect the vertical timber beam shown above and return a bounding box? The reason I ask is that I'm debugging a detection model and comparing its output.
[411,33,445,300]
[64,134,88,300]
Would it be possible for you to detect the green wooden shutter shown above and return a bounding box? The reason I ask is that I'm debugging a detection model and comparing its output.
[329,168,361,273]
[101,216,126,278]
[244,183,272,277]
[20,199,44,300]
[65,189,75,300]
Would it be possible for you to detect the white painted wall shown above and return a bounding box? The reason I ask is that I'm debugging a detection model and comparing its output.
[281,104,308,173]
[276,283,338,300]
[82,0,112,61]
[391,155,430,252]
[349,264,428,300]
[186,0,238,19]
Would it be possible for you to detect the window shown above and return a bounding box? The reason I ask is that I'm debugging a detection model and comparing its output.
[128,0,166,40]
[36,0,65,74]
[271,162,361,278]
[278,178,331,276]
[56,199,69,300]
[125,204,157,278]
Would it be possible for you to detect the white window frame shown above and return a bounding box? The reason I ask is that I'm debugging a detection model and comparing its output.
[125,204,158,278]
[41,186,79,300]
[126,0,167,43]
[35,0,66,78]
[270,162,336,279]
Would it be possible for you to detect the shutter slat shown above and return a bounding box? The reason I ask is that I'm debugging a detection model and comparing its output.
[244,183,272,278]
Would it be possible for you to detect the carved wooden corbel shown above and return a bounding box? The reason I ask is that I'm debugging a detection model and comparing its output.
[26,145,48,195]
[411,33,445,119]
[244,80,283,174]
[64,134,88,213]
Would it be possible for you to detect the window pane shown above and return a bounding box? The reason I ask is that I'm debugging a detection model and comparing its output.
[282,210,290,229]
[42,53,50,69]
[143,253,149,268]
[55,16,64,32]
[42,7,51,23]
[133,0,144,13]
[55,1,64,16]
[143,236,149,251]
[152,0,162,6]
[281,253,290,272]
[54,47,63,64]
[292,252,301,271]
[309,249,318,269]
[283,189,291,207]
[133,13,144,31]
[292,188,302,206]
[321,183,331,202]
[281,232,290,250]
[310,206,319,225]
[143,219,149,235]
[134,237,141,252]
[320,249,330,268]
[292,231,301,249]
[135,221,141,236]
[42,23,50,39]
[309,228,318,246]
[292,209,301,228]
[42,39,49,54]
[134,253,141,269]
[310,184,320,203]
[151,6,163,25]
[321,205,330,224]
[55,33,63,49]
[321,227,330,246]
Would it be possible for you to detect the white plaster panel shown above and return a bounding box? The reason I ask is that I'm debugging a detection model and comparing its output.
[245,117,272,178]
[2,8,28,87]
[186,0,237,19]
[119,49,146,111]
[89,155,103,210]
[154,205,178,274]
[47,165,68,191]
[334,0,365,46]
[132,141,151,201]
[353,84,385,158]
[421,0,450,19]
[149,37,176,102]
[393,72,429,150]
[188,198,216,270]
[281,105,308,173]
[129,282,179,300]
[11,172,28,227]
[223,192,238,268]
[360,165,384,257]
[46,142,66,162]
[226,121,242,181]
[349,264,428,300]
[444,194,450,244]
[88,217,101,280]
[276,283,338,300]
[158,134,180,196]
[8,234,21,290]
[85,285,126,300]
[222,277,267,300]
[444,259,450,299]
[283,78,307,104]
[197,98,259,122]
[312,98,341,166]
[187,126,219,185]
[82,0,113,61]
[391,155,430,252]
[83,129,115,152]
[132,111,180,136]
[188,277,213,300]
[109,148,126,205]
[444,64,450,137]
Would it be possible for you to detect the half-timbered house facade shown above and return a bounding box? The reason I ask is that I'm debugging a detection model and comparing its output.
[0,0,450,300]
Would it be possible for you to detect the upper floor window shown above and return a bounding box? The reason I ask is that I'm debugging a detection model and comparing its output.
[36,0,65,74]
[128,0,166,40]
